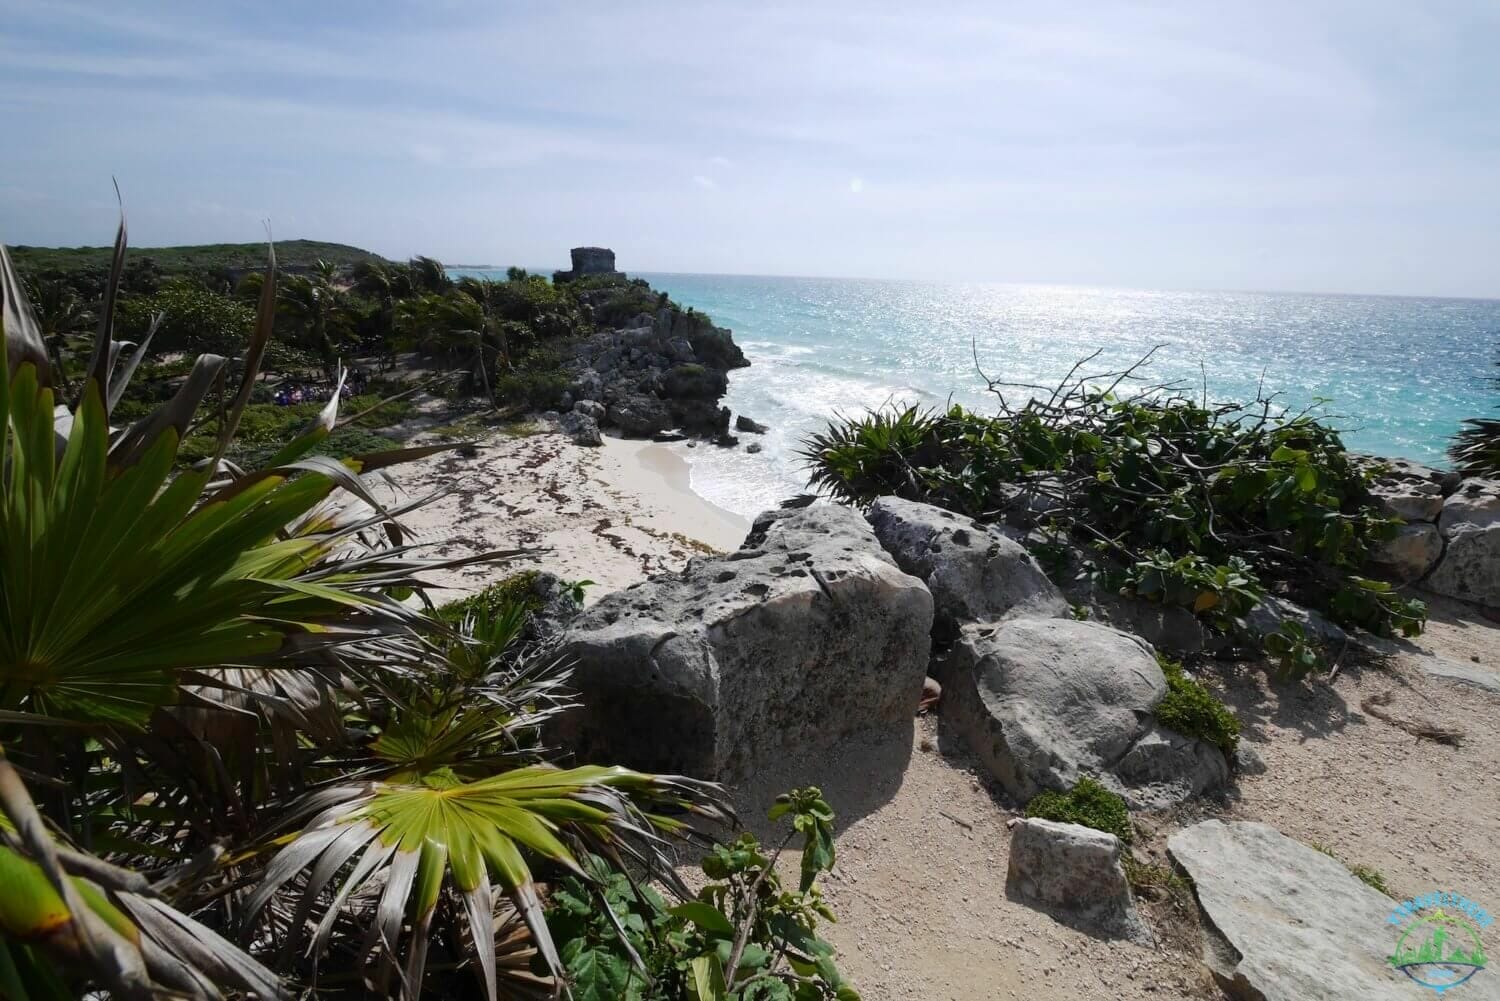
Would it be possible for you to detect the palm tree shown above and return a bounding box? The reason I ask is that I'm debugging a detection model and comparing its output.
[22,277,91,391]
[1451,349,1500,477]
[408,255,451,294]
[0,220,730,999]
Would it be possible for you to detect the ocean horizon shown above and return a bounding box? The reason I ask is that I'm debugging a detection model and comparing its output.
[451,268,1500,521]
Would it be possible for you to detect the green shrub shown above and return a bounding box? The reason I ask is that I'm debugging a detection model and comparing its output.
[437,572,544,624]
[1263,621,1323,678]
[545,787,857,1000]
[1154,656,1241,755]
[801,358,1427,640]
[1024,776,1132,844]
[116,279,255,354]
[493,348,569,410]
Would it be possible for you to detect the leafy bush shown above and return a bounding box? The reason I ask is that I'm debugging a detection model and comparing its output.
[494,347,570,409]
[116,278,255,354]
[438,571,545,623]
[1024,776,1132,844]
[1263,621,1322,678]
[1154,657,1241,755]
[802,354,1426,640]
[546,787,859,1000]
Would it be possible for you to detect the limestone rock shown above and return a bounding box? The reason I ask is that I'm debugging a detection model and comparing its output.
[1168,820,1411,1001]
[555,505,933,779]
[1438,477,1500,534]
[1078,588,1206,656]
[735,414,769,434]
[606,395,675,436]
[557,410,603,447]
[1422,657,1500,695]
[866,496,1067,638]
[1426,478,1500,608]
[1358,456,1450,522]
[573,398,607,421]
[1370,522,1443,581]
[1005,819,1151,945]
[742,503,898,564]
[1233,743,1268,775]
[662,363,728,401]
[943,618,1228,808]
[1244,596,1348,647]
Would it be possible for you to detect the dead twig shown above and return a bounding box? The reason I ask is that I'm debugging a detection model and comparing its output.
[1360,690,1464,745]
[938,810,974,831]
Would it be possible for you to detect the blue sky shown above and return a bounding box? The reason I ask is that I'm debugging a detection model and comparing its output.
[2,1,1497,297]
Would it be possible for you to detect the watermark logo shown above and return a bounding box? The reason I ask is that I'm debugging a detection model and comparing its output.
[1388,891,1490,994]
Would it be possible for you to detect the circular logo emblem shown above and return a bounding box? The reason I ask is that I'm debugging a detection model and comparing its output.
[1390,906,1488,994]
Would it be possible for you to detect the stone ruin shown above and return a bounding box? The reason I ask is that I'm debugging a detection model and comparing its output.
[553,246,624,283]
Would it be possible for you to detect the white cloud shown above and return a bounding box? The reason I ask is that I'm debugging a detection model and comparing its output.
[0,0,1496,294]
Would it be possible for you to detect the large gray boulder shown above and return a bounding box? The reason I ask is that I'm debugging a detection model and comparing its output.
[1369,522,1443,581]
[606,395,675,436]
[555,505,933,780]
[866,496,1067,637]
[1426,478,1500,608]
[1357,455,1452,522]
[1438,477,1500,533]
[1072,585,1207,655]
[1006,819,1150,945]
[942,618,1229,809]
[1168,821,1411,1001]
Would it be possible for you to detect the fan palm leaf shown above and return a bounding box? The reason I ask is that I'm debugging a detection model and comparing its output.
[245,764,731,1000]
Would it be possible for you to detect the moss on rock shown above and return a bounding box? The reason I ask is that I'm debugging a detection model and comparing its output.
[1024,776,1133,844]
[1154,655,1241,757]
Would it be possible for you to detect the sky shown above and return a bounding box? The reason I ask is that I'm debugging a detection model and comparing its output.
[1,1,1498,297]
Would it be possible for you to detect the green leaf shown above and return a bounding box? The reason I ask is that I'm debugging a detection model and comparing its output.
[668,901,735,937]
[563,940,633,1001]
[687,954,728,1001]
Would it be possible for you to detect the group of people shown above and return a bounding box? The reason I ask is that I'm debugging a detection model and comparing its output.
[271,367,370,406]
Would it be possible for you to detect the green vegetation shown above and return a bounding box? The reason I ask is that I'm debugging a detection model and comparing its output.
[12,238,388,275]
[1121,856,1193,900]
[0,223,790,1000]
[546,787,860,1000]
[1263,620,1323,678]
[1312,844,1393,897]
[1451,349,1500,476]
[802,351,1427,644]
[1154,656,1241,756]
[438,571,547,623]
[1024,776,1133,844]
[1351,864,1393,897]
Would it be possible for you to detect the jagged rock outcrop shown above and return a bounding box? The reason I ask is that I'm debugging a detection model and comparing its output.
[566,300,747,437]
[1006,819,1151,945]
[735,415,769,434]
[1169,820,1411,1001]
[554,505,933,780]
[942,618,1229,809]
[866,496,1066,640]
[1425,477,1500,608]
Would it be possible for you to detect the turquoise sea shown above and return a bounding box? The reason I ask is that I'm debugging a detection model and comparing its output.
[457,269,1500,520]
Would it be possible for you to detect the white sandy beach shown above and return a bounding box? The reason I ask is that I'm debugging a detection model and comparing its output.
[380,423,749,604]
